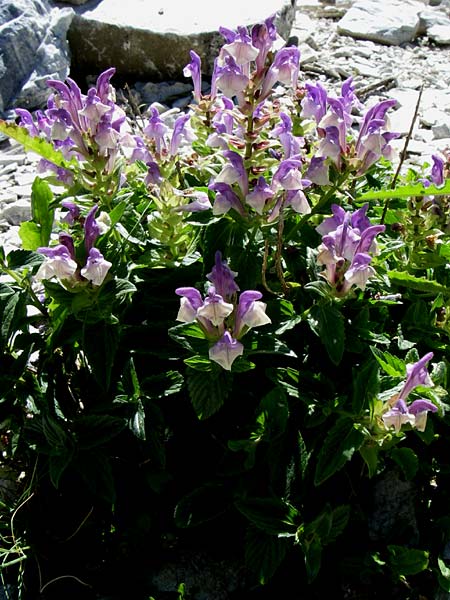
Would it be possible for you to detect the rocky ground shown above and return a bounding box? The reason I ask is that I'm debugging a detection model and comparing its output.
[1,0,450,255]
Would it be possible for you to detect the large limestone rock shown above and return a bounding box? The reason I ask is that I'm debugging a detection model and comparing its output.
[0,0,73,116]
[67,0,296,81]
[337,0,423,45]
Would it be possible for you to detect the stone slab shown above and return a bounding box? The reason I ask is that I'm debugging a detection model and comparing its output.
[66,0,296,80]
[337,0,422,45]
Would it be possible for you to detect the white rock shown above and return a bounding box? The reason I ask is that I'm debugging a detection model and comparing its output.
[420,107,450,127]
[337,0,422,45]
[427,24,450,43]
[432,122,450,139]
[1,199,31,225]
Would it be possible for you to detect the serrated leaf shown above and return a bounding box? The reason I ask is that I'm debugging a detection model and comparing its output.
[438,558,450,592]
[235,497,300,535]
[358,178,450,200]
[19,222,42,251]
[359,445,379,478]
[314,418,366,486]
[370,347,405,378]
[174,484,232,528]
[387,545,429,577]
[0,121,78,170]
[245,526,287,584]
[49,449,74,489]
[352,359,379,414]
[388,271,450,296]
[76,415,127,450]
[308,303,345,365]
[186,367,232,419]
[390,447,418,480]
[256,388,289,441]
[31,177,55,247]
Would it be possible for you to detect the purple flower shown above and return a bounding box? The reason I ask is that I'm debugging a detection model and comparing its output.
[272,158,304,190]
[382,353,436,433]
[260,47,300,100]
[80,248,112,286]
[234,290,271,338]
[431,154,445,187]
[170,113,195,156]
[222,26,259,67]
[246,176,274,214]
[305,156,330,186]
[209,182,245,216]
[355,99,398,174]
[399,352,434,400]
[84,205,100,252]
[270,112,303,159]
[143,107,169,153]
[175,192,212,213]
[61,200,81,225]
[251,14,278,73]
[301,82,327,124]
[36,244,78,282]
[183,50,202,102]
[215,150,248,195]
[214,55,249,101]
[382,397,437,433]
[197,287,234,327]
[209,331,244,370]
[145,161,163,186]
[206,251,240,300]
[175,287,204,322]
[15,108,39,136]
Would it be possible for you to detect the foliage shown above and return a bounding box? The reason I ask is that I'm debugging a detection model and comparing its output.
[0,17,450,599]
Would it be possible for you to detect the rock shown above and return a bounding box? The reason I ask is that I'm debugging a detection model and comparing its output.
[1,199,32,225]
[67,0,296,81]
[0,0,73,116]
[135,81,194,106]
[419,8,450,43]
[57,0,89,4]
[432,122,450,139]
[337,0,423,45]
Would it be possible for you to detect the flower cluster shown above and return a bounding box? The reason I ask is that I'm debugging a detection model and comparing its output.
[36,204,112,288]
[382,353,437,433]
[301,80,399,180]
[16,68,132,182]
[316,203,385,296]
[175,251,271,369]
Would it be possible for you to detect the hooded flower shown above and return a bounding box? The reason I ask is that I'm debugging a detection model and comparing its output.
[382,353,437,433]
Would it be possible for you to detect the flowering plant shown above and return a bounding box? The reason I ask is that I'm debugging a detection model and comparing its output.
[1,13,450,599]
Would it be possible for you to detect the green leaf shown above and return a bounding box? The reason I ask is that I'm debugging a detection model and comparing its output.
[130,400,146,440]
[1,293,21,345]
[0,120,78,170]
[31,177,55,247]
[76,415,126,450]
[74,451,116,504]
[186,366,232,419]
[314,418,366,486]
[438,557,450,592]
[19,222,42,251]
[302,537,322,583]
[82,323,120,390]
[174,484,232,528]
[298,431,311,480]
[352,359,379,414]
[245,526,287,584]
[388,270,450,296]
[49,449,74,488]
[256,388,289,441]
[308,303,345,365]
[387,545,429,577]
[358,178,450,200]
[370,348,405,378]
[359,445,379,478]
[390,447,418,480]
[6,249,43,271]
[235,497,300,535]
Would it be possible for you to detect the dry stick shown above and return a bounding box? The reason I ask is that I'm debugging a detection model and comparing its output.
[356,76,397,98]
[40,574,92,594]
[381,84,424,224]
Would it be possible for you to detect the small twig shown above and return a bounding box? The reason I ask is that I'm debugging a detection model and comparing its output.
[276,212,289,295]
[356,76,397,98]
[381,84,424,224]
[302,64,341,80]
[62,506,94,543]
[40,574,92,594]
[10,493,34,546]
[261,239,277,295]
